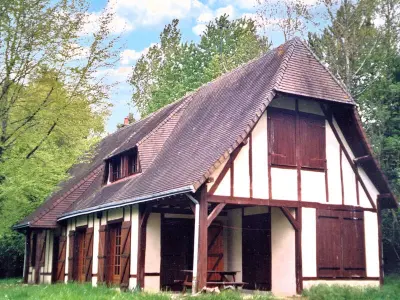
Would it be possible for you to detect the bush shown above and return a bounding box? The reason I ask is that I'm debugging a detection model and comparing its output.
[0,232,24,278]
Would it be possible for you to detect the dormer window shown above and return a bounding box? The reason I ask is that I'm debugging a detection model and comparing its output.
[107,148,140,183]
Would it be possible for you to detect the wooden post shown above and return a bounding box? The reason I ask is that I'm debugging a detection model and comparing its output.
[23,230,31,283]
[295,207,303,294]
[137,204,150,290]
[196,186,208,292]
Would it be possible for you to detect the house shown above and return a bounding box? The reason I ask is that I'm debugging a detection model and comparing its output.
[14,38,397,296]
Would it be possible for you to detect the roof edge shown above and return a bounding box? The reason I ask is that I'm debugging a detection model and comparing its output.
[58,185,195,221]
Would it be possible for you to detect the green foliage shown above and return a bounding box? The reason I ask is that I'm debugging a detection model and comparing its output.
[0,232,24,278]
[129,15,270,116]
[302,276,400,300]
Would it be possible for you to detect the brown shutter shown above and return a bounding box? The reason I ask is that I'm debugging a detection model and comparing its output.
[120,221,131,288]
[68,230,76,281]
[56,235,67,282]
[84,228,94,282]
[342,211,366,277]
[316,210,342,277]
[268,110,296,166]
[207,224,224,281]
[35,231,46,284]
[98,225,108,283]
[299,115,326,169]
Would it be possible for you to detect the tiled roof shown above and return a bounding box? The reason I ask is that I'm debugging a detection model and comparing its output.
[16,38,395,228]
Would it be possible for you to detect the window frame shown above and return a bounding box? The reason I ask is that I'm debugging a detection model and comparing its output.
[107,148,141,183]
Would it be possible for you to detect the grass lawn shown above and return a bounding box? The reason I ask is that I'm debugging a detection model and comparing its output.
[0,277,400,300]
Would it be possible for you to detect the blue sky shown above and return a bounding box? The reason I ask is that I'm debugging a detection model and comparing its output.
[85,0,312,133]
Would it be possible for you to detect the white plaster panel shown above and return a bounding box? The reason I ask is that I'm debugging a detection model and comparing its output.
[234,141,250,198]
[130,205,139,290]
[364,212,380,277]
[342,157,358,206]
[271,207,296,296]
[298,99,324,116]
[108,207,123,221]
[65,219,72,282]
[144,277,160,292]
[358,167,378,208]
[269,96,296,110]
[244,206,269,216]
[214,169,231,196]
[76,215,88,227]
[145,213,161,274]
[301,171,326,202]
[92,216,100,283]
[359,182,373,208]
[302,208,317,277]
[252,112,269,199]
[227,209,242,282]
[271,168,297,201]
[303,280,379,289]
[326,120,342,205]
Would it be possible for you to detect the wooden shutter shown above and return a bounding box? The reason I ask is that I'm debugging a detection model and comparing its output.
[268,110,296,167]
[35,231,47,284]
[56,235,67,282]
[68,230,76,281]
[98,225,108,283]
[342,211,366,277]
[84,228,94,282]
[317,210,342,277]
[120,221,131,288]
[299,115,326,169]
[207,224,224,281]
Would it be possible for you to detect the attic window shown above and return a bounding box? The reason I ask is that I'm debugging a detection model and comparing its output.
[109,148,140,183]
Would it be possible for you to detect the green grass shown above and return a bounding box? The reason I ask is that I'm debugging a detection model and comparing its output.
[1,277,400,300]
[302,276,400,300]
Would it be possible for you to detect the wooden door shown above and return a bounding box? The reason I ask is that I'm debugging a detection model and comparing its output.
[76,230,87,282]
[242,213,271,290]
[207,224,224,281]
[53,235,67,282]
[108,224,122,285]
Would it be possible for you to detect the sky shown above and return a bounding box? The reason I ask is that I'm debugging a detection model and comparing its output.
[85,0,314,133]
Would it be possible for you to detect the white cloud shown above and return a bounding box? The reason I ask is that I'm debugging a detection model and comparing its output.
[197,12,214,23]
[80,11,133,35]
[215,5,235,19]
[230,0,258,10]
[120,44,156,65]
[192,24,207,36]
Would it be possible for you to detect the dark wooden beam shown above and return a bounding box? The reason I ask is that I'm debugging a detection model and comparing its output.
[137,204,151,289]
[196,185,208,292]
[207,195,377,212]
[207,203,226,227]
[378,193,392,200]
[353,155,372,165]
[280,207,299,231]
[295,208,303,294]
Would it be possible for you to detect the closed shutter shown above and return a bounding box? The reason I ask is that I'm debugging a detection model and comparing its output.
[317,210,366,278]
[84,228,94,282]
[35,231,46,284]
[299,115,326,169]
[316,210,342,277]
[120,221,131,288]
[68,230,76,281]
[342,211,366,277]
[56,235,67,282]
[207,224,224,281]
[268,110,296,167]
[98,225,108,283]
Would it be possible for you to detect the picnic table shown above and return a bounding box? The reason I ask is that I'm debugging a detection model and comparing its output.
[175,270,245,292]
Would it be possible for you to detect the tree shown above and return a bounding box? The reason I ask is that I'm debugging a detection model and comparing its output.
[129,15,270,116]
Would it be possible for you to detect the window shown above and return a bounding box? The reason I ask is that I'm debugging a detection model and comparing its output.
[268,108,326,170]
[316,209,366,278]
[108,148,140,183]
[30,233,37,267]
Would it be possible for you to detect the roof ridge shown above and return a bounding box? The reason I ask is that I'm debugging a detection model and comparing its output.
[30,165,104,226]
[298,39,354,103]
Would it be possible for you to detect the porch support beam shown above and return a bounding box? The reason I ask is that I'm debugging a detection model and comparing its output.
[196,186,208,292]
[279,207,299,231]
[295,208,303,294]
[137,204,151,290]
[207,204,226,228]
[186,193,200,294]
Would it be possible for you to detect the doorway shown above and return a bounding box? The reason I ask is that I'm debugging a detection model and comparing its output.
[242,213,271,290]
[108,223,122,285]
